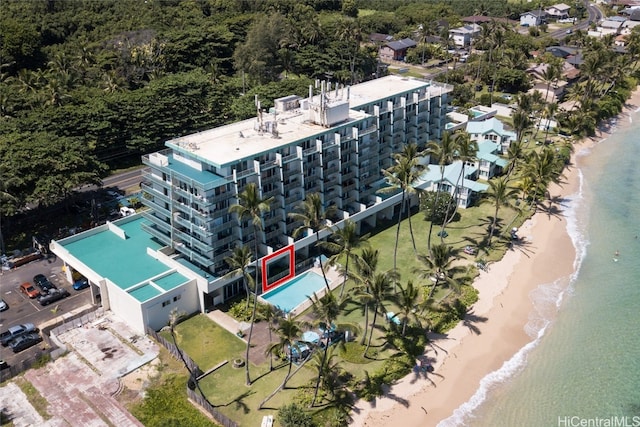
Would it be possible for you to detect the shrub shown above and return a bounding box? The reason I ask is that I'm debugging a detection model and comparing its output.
[279,403,315,427]
[228,299,252,322]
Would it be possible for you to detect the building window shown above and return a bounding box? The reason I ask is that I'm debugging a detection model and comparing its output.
[162,300,171,307]
[173,295,181,302]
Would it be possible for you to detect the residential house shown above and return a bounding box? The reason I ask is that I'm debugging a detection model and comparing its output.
[591,19,624,37]
[379,38,417,61]
[466,117,516,154]
[474,141,508,180]
[520,10,547,27]
[621,20,640,35]
[369,33,393,45]
[449,24,481,48]
[416,161,489,209]
[545,3,571,20]
[545,46,584,67]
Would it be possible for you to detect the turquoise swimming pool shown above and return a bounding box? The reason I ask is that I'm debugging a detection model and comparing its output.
[261,271,329,313]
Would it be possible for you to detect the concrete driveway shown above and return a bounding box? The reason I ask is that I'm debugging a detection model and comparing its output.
[0,313,158,426]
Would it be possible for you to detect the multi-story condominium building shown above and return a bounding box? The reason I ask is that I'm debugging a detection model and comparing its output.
[51,75,453,333]
[141,75,451,280]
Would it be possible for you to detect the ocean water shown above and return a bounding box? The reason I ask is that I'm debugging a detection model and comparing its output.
[439,112,640,427]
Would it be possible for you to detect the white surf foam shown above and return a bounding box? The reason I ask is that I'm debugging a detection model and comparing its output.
[437,174,589,427]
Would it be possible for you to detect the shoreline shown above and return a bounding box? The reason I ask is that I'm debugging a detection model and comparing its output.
[350,89,640,427]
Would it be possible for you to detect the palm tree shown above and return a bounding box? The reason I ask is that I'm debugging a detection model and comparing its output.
[335,18,363,84]
[393,280,421,336]
[426,132,457,253]
[440,133,477,238]
[543,102,559,144]
[482,177,520,245]
[259,317,307,409]
[168,308,206,397]
[229,182,273,386]
[512,109,532,148]
[505,139,525,179]
[307,291,350,407]
[381,142,425,267]
[258,303,283,372]
[364,270,397,356]
[320,220,369,298]
[349,248,379,345]
[414,243,463,299]
[305,346,344,400]
[522,147,564,210]
[223,245,254,310]
[289,192,336,291]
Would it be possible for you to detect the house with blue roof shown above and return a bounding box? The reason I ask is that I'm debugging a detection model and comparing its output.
[474,141,509,180]
[416,161,489,209]
[466,117,516,154]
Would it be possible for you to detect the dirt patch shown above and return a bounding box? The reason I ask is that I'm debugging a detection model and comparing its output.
[118,357,162,400]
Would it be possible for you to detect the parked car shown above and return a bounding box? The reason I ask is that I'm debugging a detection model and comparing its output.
[33,274,56,293]
[20,282,40,299]
[0,359,9,370]
[0,323,38,346]
[38,288,70,306]
[0,298,8,311]
[10,333,43,353]
[72,278,89,291]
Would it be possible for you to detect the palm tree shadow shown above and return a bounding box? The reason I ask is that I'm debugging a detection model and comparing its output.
[378,384,411,407]
[251,361,288,383]
[463,308,488,335]
[218,389,255,413]
[540,194,569,219]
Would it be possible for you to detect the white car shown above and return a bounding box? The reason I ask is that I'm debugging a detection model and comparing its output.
[0,298,7,311]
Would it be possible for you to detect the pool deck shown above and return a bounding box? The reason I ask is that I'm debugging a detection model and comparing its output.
[206,264,343,366]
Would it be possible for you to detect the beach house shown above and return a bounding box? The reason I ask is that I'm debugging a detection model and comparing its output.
[416,161,489,209]
[466,117,516,154]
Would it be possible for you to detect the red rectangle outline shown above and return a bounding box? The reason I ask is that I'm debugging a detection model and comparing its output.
[261,245,295,293]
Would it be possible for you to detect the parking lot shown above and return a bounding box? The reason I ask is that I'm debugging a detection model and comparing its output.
[0,257,93,368]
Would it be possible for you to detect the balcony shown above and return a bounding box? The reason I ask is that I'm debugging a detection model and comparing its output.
[141,197,169,215]
[359,125,377,136]
[235,168,257,180]
[141,170,171,190]
[302,145,318,156]
[141,222,172,246]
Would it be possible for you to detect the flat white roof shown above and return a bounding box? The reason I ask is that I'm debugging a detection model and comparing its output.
[168,108,369,167]
[347,75,444,108]
[166,75,450,167]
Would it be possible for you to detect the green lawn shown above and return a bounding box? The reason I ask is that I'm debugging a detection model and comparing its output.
[159,315,245,371]
[144,200,531,426]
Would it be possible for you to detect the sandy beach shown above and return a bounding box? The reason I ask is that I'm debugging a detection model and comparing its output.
[350,89,640,427]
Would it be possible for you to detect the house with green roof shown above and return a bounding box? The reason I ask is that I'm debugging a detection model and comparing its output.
[475,141,509,180]
[466,117,516,154]
[416,161,489,209]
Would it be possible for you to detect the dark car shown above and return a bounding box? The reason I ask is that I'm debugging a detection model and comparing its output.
[38,288,70,306]
[72,278,89,291]
[10,333,43,353]
[33,274,56,293]
[0,323,37,346]
[0,359,9,370]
